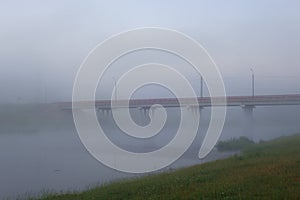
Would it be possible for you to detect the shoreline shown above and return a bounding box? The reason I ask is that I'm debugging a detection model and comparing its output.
[36,134,300,199]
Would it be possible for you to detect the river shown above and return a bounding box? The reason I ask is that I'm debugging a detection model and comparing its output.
[0,105,300,199]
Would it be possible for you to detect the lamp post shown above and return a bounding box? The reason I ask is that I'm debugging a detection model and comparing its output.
[250,68,255,97]
[113,77,117,101]
[200,76,203,98]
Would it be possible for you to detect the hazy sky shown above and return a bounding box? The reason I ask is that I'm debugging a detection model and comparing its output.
[1,0,300,102]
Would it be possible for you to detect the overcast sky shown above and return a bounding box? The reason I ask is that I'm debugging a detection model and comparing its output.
[1,0,300,102]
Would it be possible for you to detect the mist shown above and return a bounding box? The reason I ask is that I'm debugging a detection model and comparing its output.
[1,0,300,103]
[1,0,300,199]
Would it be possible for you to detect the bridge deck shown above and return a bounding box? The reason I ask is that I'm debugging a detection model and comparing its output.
[60,94,300,110]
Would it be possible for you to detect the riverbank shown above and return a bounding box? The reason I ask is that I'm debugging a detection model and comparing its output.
[38,134,300,199]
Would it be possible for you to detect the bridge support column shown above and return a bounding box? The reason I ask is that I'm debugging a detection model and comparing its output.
[149,107,156,118]
[139,107,150,117]
[188,105,202,116]
[241,105,255,140]
[98,108,111,117]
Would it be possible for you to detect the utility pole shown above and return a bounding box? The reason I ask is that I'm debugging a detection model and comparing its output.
[200,76,203,98]
[250,68,255,97]
[113,77,117,100]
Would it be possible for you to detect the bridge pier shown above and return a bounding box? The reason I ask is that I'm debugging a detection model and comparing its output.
[149,107,156,118]
[141,107,150,117]
[241,105,255,140]
[98,108,111,117]
[187,105,202,116]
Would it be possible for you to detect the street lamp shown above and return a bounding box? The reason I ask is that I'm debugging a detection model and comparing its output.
[250,68,255,97]
[112,77,117,101]
[200,75,203,98]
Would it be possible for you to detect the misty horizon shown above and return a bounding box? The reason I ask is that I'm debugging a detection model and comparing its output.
[1,1,300,199]
[1,0,300,103]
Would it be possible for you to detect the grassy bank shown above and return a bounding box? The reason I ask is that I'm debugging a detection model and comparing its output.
[39,134,300,199]
[216,136,255,152]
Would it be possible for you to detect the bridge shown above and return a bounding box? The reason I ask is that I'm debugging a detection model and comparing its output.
[59,94,300,140]
[60,94,300,110]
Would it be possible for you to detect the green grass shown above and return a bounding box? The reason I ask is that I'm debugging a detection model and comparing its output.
[38,134,300,200]
[216,136,255,152]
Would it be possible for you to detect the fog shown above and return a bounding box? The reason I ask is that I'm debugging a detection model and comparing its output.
[1,0,300,103]
[1,0,300,199]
